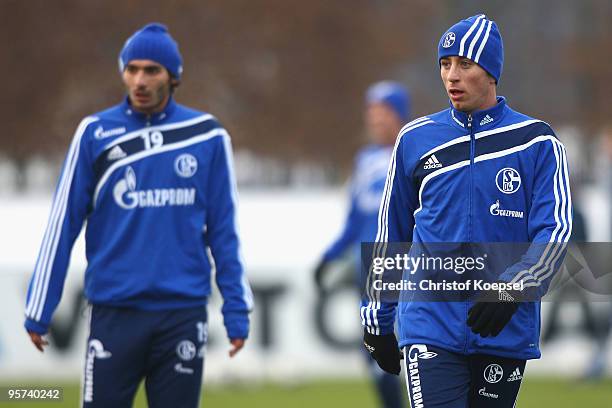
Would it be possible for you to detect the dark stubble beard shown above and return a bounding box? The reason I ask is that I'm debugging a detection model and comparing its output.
[149,82,170,113]
[128,81,171,114]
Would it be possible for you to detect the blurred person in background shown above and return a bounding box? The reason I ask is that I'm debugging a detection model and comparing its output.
[23,22,253,407]
[314,81,410,408]
[362,14,572,407]
[581,124,612,380]
[541,127,594,359]
[541,188,591,346]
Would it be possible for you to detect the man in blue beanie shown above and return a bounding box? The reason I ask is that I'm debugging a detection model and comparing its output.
[362,15,571,407]
[315,81,410,408]
[118,22,183,113]
[25,22,253,407]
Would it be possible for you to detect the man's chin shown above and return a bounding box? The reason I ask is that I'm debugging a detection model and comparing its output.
[450,101,472,113]
[131,100,156,113]
[133,102,150,109]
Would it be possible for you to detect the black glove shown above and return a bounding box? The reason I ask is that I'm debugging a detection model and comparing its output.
[363,331,401,375]
[467,288,519,338]
[313,259,329,291]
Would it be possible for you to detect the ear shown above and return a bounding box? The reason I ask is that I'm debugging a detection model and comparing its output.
[170,78,181,89]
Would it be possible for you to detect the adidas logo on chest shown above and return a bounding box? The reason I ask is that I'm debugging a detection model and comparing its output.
[423,154,443,170]
[480,115,494,126]
[107,145,127,161]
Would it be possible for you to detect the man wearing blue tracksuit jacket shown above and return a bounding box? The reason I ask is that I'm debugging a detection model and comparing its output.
[362,15,571,407]
[316,82,410,278]
[24,23,253,407]
[315,81,410,408]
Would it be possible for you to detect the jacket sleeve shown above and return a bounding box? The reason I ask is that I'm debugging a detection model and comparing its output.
[322,172,365,262]
[24,117,98,334]
[361,135,417,335]
[499,136,572,298]
[206,131,253,340]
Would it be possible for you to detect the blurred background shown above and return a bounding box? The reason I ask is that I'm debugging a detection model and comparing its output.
[1,0,612,406]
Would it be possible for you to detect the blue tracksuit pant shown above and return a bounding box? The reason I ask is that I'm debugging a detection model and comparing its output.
[82,305,207,408]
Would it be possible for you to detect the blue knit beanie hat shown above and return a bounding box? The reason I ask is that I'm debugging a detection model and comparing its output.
[119,23,183,79]
[438,14,504,83]
[366,81,411,121]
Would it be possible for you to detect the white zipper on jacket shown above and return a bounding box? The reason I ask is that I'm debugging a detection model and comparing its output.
[465,113,474,354]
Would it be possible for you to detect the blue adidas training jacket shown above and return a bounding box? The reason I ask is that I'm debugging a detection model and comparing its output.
[361,97,572,360]
[323,144,393,265]
[24,97,253,340]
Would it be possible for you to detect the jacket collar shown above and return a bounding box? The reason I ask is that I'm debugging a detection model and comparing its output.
[120,95,176,124]
[449,96,508,132]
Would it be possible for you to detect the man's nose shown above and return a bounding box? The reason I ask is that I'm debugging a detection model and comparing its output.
[447,64,460,82]
[134,71,147,86]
